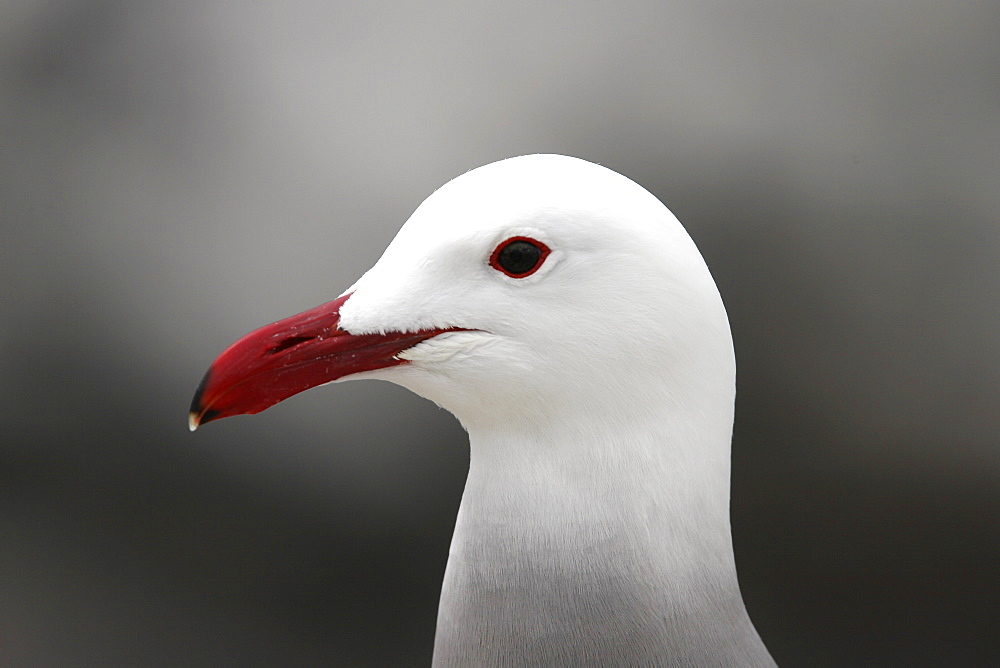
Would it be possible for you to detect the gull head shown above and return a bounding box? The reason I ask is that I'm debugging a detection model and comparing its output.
[189,155,733,434]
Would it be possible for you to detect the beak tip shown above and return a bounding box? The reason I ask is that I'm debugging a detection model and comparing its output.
[188,369,212,432]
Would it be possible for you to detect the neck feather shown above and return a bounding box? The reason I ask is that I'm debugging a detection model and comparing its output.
[432,395,773,666]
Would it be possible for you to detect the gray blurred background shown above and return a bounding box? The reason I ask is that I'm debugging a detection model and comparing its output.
[2,1,997,665]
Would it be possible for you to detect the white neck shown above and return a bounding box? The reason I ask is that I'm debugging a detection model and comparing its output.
[431,396,773,666]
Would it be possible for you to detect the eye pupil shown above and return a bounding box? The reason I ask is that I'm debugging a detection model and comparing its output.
[490,237,550,278]
[499,241,540,275]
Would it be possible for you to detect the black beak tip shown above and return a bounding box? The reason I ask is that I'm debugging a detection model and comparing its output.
[188,369,214,432]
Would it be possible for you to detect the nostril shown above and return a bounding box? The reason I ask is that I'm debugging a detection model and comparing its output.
[267,336,315,355]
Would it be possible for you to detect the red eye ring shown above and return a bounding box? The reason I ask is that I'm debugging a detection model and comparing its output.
[489,236,551,278]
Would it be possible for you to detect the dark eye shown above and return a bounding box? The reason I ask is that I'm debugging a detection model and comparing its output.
[489,236,551,278]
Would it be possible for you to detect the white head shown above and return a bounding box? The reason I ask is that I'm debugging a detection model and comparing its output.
[337,154,734,439]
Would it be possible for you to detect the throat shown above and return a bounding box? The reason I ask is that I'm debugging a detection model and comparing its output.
[432,417,769,666]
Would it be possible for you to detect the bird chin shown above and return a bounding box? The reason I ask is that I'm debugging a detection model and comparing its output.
[396,330,495,365]
[340,331,501,418]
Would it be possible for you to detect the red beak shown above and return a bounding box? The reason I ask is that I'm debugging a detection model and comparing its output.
[188,293,452,430]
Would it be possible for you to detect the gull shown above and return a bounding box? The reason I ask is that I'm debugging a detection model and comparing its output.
[189,154,775,666]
